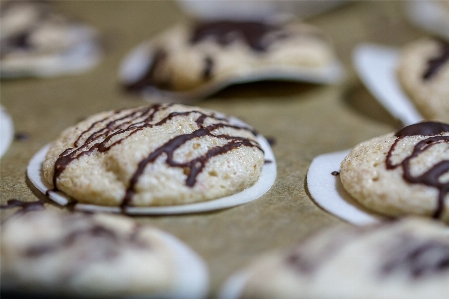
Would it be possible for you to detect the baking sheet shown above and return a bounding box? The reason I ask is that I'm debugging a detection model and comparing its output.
[0,1,432,297]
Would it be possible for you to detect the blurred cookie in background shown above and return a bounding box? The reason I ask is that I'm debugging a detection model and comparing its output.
[119,20,344,102]
[0,0,103,78]
[1,210,209,298]
[220,217,449,299]
[396,38,449,122]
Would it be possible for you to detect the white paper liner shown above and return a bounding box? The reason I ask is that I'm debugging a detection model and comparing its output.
[154,230,209,299]
[307,150,449,231]
[119,42,345,103]
[27,135,276,215]
[353,44,423,126]
[218,270,250,299]
[176,0,349,21]
[0,25,102,79]
[307,150,381,226]
[405,1,449,42]
[0,105,14,158]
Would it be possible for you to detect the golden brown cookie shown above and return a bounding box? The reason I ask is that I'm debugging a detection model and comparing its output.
[223,218,449,299]
[120,20,341,99]
[340,121,449,223]
[0,0,102,78]
[43,104,265,208]
[396,38,449,122]
[2,209,209,298]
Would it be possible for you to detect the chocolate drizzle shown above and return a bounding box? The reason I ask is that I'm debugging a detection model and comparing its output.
[423,40,449,81]
[25,224,119,258]
[16,214,150,285]
[24,221,146,261]
[386,122,449,218]
[0,0,53,58]
[286,227,369,275]
[0,199,46,214]
[0,199,46,223]
[14,132,30,141]
[381,234,449,279]
[124,49,171,92]
[202,56,214,80]
[0,32,32,57]
[0,29,33,59]
[266,137,276,146]
[190,20,285,52]
[51,104,262,208]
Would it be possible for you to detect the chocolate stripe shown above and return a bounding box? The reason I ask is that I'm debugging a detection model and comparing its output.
[423,40,449,81]
[386,122,449,218]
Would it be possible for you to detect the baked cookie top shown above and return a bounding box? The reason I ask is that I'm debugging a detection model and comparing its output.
[42,104,265,208]
[396,38,449,122]
[1,210,175,297]
[230,217,449,299]
[340,121,449,223]
[120,20,339,96]
[0,0,101,77]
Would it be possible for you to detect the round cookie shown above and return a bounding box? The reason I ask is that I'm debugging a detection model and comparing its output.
[223,218,449,299]
[0,0,102,78]
[120,20,339,95]
[396,38,449,122]
[1,210,175,297]
[340,121,449,223]
[42,103,265,208]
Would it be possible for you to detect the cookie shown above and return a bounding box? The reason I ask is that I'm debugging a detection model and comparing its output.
[0,0,102,78]
[221,217,449,299]
[41,103,266,209]
[340,121,449,223]
[119,20,343,100]
[1,210,208,298]
[396,38,449,122]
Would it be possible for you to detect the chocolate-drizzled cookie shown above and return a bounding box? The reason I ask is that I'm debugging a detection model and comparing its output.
[1,210,176,297]
[42,104,265,207]
[0,0,102,78]
[120,20,338,96]
[340,121,449,223]
[229,218,449,299]
[396,38,449,122]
